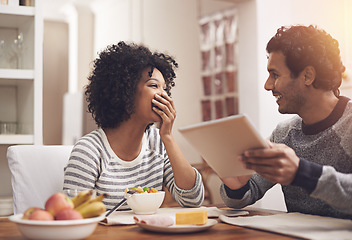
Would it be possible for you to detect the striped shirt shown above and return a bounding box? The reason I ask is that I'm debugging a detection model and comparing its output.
[63,128,204,210]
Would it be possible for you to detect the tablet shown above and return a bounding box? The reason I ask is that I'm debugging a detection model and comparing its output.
[179,114,268,178]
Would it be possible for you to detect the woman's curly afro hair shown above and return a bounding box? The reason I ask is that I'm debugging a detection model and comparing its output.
[266,25,345,95]
[85,41,178,129]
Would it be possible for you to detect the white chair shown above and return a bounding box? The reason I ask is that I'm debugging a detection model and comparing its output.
[7,145,73,214]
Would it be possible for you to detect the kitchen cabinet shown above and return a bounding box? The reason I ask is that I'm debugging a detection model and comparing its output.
[0,1,43,145]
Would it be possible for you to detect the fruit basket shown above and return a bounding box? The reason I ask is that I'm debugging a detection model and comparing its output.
[9,214,105,240]
[9,190,108,239]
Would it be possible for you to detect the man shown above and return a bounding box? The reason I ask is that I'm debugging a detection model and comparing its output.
[220,25,352,219]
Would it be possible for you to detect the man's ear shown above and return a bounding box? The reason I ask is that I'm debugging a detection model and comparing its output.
[303,66,316,86]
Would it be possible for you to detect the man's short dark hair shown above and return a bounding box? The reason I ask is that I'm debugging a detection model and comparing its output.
[266,25,345,94]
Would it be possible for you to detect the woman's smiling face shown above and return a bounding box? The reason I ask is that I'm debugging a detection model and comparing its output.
[133,68,166,123]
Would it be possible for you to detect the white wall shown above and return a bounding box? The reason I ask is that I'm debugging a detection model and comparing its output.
[91,0,132,53]
[142,0,204,164]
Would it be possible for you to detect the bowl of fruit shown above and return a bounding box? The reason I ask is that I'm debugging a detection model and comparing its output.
[9,190,108,240]
[125,187,165,215]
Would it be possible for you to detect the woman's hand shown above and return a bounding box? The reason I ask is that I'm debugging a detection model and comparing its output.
[152,92,196,190]
[152,92,176,138]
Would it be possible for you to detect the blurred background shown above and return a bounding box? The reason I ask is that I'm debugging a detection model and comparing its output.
[1,0,351,213]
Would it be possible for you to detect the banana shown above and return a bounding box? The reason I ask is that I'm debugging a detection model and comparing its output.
[74,193,109,211]
[92,193,109,202]
[71,190,93,208]
[77,201,106,218]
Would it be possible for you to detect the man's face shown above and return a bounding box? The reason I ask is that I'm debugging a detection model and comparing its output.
[264,51,307,115]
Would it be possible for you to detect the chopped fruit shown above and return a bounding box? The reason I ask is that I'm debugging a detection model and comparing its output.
[125,186,159,194]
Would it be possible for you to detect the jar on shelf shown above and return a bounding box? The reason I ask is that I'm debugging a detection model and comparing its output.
[19,0,31,6]
[0,122,17,134]
[0,0,8,5]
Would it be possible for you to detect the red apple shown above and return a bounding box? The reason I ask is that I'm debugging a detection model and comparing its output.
[55,208,83,220]
[28,209,54,221]
[22,207,41,220]
[45,192,74,217]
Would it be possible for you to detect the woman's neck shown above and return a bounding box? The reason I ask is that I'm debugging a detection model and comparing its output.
[104,121,146,161]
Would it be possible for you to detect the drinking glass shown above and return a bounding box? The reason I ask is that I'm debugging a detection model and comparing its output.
[11,32,24,69]
[62,189,96,199]
[0,40,6,68]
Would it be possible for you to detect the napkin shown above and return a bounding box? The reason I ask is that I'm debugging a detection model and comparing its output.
[100,206,249,226]
[206,207,249,217]
[220,212,352,240]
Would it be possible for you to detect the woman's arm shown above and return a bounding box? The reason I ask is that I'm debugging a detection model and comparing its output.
[152,92,198,190]
[163,156,204,207]
[161,135,197,189]
[63,141,100,190]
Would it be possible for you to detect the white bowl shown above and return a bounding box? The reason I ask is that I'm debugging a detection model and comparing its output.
[126,191,165,215]
[9,214,105,240]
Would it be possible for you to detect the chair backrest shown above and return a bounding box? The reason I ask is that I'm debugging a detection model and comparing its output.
[7,145,73,214]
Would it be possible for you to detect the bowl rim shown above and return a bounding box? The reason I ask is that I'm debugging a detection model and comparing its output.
[9,213,105,226]
[126,190,165,197]
[126,191,165,214]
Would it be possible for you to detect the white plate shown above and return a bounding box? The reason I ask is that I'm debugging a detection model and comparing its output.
[9,214,105,240]
[136,219,218,233]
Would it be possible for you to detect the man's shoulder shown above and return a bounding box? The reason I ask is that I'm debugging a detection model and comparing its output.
[271,115,301,141]
[333,98,352,133]
[343,98,352,116]
[276,115,301,130]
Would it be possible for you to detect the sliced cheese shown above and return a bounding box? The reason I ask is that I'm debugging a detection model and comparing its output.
[175,210,208,225]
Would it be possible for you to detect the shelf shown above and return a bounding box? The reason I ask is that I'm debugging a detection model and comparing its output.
[0,134,34,144]
[0,0,42,148]
[0,10,34,29]
[0,69,34,79]
[0,5,35,16]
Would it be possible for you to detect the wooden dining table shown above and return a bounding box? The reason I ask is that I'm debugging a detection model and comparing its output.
[0,207,300,240]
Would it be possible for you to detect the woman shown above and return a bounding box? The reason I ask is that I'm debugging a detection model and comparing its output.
[63,41,204,210]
